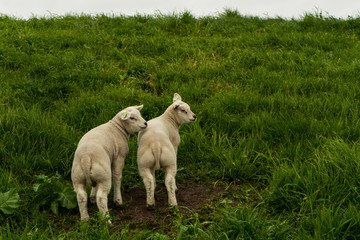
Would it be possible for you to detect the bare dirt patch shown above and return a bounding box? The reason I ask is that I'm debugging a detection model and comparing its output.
[64,180,261,232]
[110,182,226,227]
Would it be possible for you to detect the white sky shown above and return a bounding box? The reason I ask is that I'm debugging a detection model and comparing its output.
[1,0,360,19]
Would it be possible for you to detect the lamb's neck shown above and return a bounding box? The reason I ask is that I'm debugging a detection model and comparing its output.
[162,107,181,130]
[109,117,130,140]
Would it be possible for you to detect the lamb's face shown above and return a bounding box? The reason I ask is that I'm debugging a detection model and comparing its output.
[120,105,148,134]
[174,102,196,124]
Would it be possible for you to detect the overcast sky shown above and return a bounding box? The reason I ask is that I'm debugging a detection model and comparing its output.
[1,0,360,19]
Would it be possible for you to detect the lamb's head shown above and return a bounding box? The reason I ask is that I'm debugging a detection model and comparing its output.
[118,105,148,134]
[172,93,196,124]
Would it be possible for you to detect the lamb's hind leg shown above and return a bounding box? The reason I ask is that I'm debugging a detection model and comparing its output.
[139,168,156,209]
[165,166,177,207]
[74,183,90,221]
[96,182,112,224]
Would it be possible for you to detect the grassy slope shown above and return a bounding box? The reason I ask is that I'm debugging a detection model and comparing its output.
[1,10,360,238]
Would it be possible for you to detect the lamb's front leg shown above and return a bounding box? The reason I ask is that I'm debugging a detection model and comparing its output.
[112,155,125,207]
[90,186,98,204]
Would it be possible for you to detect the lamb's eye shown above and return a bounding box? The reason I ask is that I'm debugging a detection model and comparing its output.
[130,117,136,120]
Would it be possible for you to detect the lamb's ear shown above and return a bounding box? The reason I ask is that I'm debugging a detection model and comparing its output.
[136,105,143,111]
[120,110,130,120]
[173,93,182,102]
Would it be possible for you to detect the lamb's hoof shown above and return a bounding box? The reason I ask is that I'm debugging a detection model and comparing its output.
[146,204,155,211]
[115,203,125,210]
[168,200,178,209]
[80,216,90,222]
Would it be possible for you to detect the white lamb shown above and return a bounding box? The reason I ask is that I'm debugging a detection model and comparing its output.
[137,93,196,208]
[71,105,147,223]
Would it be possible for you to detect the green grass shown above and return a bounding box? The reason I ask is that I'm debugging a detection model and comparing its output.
[2,9,360,238]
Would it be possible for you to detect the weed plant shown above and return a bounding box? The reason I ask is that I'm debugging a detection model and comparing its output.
[1,10,360,238]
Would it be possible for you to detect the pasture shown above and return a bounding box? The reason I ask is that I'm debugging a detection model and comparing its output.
[1,10,360,239]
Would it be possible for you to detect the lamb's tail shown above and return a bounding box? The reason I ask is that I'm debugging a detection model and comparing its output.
[151,143,162,170]
[80,156,96,187]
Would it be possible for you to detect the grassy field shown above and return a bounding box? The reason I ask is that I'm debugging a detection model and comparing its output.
[1,10,360,239]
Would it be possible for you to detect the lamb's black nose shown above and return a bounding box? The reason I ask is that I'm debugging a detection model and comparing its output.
[193,115,196,119]
[144,122,148,126]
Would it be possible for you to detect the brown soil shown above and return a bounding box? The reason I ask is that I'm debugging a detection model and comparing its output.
[110,182,227,227]
[62,181,261,233]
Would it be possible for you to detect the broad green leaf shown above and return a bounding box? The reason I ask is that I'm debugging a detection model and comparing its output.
[33,184,41,192]
[0,189,21,214]
[150,233,170,240]
[51,201,59,215]
[57,187,77,209]
[179,225,189,233]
